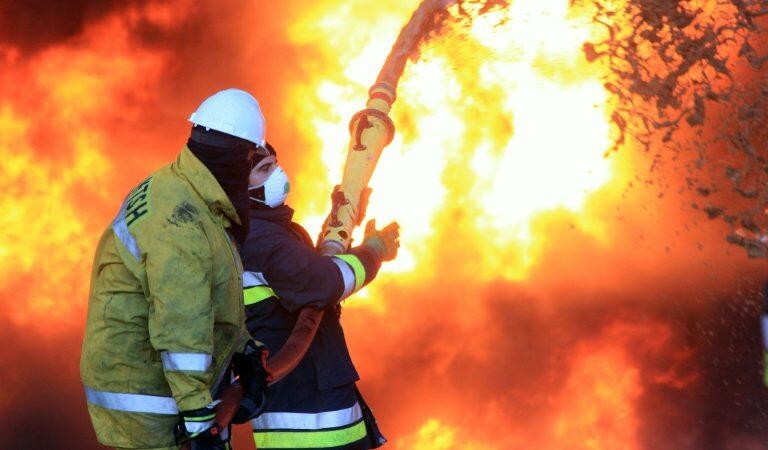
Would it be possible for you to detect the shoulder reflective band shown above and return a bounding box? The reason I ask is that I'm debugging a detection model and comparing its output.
[252,403,362,430]
[84,387,178,415]
[161,352,212,372]
[331,258,355,300]
[112,200,141,261]
[253,420,366,449]
[335,254,365,292]
[244,286,277,305]
[244,271,268,288]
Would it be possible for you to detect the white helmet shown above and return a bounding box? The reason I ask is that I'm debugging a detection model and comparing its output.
[189,88,266,146]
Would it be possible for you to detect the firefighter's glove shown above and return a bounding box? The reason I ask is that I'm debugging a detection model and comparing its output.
[231,339,269,424]
[175,403,229,450]
[362,219,400,262]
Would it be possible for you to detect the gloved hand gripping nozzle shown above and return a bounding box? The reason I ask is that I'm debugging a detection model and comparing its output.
[319,83,396,256]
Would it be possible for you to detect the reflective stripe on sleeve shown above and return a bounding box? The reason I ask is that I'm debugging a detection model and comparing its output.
[112,202,141,261]
[243,271,268,288]
[331,257,355,300]
[252,402,362,430]
[244,286,277,305]
[335,254,366,292]
[185,415,216,435]
[161,352,212,372]
[84,387,178,415]
[253,420,367,448]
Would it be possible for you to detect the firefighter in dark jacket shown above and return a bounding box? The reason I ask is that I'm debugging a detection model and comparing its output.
[240,144,399,450]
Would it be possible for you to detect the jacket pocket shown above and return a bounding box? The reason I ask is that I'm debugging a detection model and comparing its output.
[312,321,360,391]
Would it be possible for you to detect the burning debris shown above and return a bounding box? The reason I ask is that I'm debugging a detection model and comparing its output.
[583,0,768,257]
[330,0,768,258]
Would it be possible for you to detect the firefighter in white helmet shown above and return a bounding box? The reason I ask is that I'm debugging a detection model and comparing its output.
[81,88,270,450]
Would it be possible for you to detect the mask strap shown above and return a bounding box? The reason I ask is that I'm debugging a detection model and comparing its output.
[248,185,266,204]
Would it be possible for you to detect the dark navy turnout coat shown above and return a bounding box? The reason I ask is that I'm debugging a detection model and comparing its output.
[240,204,383,450]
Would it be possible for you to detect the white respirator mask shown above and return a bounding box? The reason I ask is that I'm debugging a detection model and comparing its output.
[249,166,290,208]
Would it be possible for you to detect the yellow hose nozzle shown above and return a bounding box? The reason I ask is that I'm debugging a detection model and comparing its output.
[319,83,397,255]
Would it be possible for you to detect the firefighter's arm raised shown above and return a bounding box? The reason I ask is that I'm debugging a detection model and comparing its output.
[242,220,398,312]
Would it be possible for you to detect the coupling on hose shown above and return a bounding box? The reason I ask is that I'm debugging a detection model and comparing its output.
[319,82,398,253]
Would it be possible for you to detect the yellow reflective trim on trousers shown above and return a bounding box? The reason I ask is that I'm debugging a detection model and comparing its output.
[244,286,277,305]
[764,351,768,387]
[254,419,366,449]
[335,254,365,292]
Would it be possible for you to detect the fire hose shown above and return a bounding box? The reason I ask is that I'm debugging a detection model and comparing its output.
[216,308,325,422]
[178,310,324,449]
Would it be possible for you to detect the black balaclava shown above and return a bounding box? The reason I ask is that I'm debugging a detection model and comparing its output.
[187,125,254,244]
[248,142,278,212]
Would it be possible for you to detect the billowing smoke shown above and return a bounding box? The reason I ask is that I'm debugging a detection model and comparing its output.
[1,1,767,449]
[0,0,154,52]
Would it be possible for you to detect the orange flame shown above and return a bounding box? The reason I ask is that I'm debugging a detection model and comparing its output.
[552,335,642,450]
[0,1,764,449]
[0,3,169,327]
[396,418,495,450]
[287,0,623,287]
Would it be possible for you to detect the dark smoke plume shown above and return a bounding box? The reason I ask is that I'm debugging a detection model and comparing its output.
[0,0,157,52]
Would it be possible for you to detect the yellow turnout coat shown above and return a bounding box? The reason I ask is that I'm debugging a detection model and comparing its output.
[80,147,251,448]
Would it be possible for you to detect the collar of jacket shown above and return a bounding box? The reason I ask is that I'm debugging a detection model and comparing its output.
[248,204,295,224]
[174,146,242,226]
